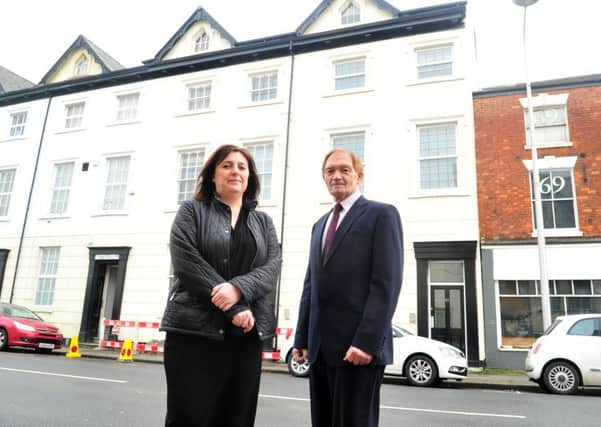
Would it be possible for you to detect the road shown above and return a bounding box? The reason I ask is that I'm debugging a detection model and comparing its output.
[0,350,599,426]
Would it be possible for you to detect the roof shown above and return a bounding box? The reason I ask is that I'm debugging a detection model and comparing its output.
[39,35,124,84]
[296,0,400,35]
[0,2,466,107]
[148,6,237,63]
[474,73,601,98]
[0,65,34,95]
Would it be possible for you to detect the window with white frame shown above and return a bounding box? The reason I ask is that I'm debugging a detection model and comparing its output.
[341,2,360,25]
[194,32,210,52]
[0,168,16,217]
[250,72,277,102]
[9,111,28,137]
[49,162,75,214]
[530,168,577,230]
[116,93,140,122]
[103,156,130,211]
[75,55,88,76]
[177,150,204,204]
[35,247,60,306]
[498,279,601,348]
[245,143,273,201]
[332,132,365,190]
[64,102,85,129]
[334,58,365,91]
[524,106,569,147]
[416,45,453,79]
[418,123,457,189]
[187,82,211,111]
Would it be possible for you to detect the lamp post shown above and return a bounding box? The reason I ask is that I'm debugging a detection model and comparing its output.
[513,0,551,329]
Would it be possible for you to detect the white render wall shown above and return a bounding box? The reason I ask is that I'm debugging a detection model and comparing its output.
[1,26,480,346]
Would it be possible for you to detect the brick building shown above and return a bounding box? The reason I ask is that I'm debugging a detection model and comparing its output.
[474,74,601,368]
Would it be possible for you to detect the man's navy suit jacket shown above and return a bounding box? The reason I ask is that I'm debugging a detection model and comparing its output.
[294,196,403,366]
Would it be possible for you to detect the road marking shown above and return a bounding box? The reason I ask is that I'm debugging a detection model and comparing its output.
[0,366,127,384]
[259,394,525,419]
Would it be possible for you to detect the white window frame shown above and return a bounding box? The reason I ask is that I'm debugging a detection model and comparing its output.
[520,93,571,148]
[416,45,453,80]
[417,122,458,190]
[0,168,17,218]
[64,101,85,130]
[48,161,75,216]
[176,149,205,205]
[333,58,365,91]
[187,82,212,111]
[102,155,131,212]
[194,31,210,52]
[115,92,140,123]
[522,156,581,237]
[341,1,360,25]
[245,142,274,202]
[9,111,28,138]
[35,247,60,307]
[74,54,88,76]
[250,72,278,103]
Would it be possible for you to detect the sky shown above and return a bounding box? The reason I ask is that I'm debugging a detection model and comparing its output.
[1,0,600,90]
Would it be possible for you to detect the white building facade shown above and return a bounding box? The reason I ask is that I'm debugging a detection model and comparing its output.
[0,0,484,364]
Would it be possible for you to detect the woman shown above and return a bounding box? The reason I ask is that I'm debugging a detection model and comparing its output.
[160,144,281,427]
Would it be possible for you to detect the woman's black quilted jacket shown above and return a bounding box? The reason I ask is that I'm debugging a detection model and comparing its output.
[160,197,281,341]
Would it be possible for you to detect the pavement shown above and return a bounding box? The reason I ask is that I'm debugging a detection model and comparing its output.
[56,345,540,393]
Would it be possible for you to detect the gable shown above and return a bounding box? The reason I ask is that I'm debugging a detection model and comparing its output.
[149,7,236,63]
[297,0,399,35]
[0,65,34,95]
[40,35,123,85]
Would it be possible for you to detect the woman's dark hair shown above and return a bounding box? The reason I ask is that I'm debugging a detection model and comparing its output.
[193,144,260,207]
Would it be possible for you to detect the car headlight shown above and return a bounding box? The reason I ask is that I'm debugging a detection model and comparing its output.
[438,345,464,359]
[14,321,36,332]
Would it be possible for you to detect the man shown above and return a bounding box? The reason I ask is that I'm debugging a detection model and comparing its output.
[293,148,403,427]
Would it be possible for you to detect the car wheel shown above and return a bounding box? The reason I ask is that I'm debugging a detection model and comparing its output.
[406,354,438,387]
[287,352,310,377]
[0,328,8,351]
[542,361,580,395]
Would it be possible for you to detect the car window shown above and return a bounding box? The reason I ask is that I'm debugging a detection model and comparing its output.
[4,305,41,320]
[567,318,597,336]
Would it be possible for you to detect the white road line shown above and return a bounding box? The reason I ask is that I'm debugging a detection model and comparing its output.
[259,394,525,420]
[0,366,127,384]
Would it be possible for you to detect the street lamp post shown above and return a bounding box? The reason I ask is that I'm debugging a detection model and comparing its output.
[513,0,552,329]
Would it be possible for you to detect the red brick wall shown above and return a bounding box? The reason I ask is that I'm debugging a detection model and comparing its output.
[474,86,601,242]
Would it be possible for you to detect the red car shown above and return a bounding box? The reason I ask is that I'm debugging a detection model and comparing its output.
[0,302,64,352]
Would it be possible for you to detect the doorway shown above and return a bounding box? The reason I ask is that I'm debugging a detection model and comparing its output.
[430,285,465,353]
[0,249,8,298]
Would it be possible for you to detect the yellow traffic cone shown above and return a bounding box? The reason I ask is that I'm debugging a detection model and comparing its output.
[118,339,134,362]
[65,336,81,358]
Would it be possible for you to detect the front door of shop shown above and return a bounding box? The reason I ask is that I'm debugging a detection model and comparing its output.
[430,286,465,353]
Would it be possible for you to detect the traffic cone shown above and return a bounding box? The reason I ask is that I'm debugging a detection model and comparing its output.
[65,336,81,358]
[118,339,134,362]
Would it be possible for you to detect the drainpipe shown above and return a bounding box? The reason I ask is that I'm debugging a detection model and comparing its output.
[10,96,52,302]
[275,40,295,330]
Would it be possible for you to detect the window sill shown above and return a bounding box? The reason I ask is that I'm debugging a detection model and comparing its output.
[106,120,142,128]
[238,100,283,109]
[175,109,215,118]
[408,188,470,199]
[32,306,53,314]
[91,211,129,217]
[523,141,572,149]
[531,228,583,238]
[257,201,277,208]
[406,76,464,87]
[0,217,10,222]
[55,128,85,135]
[0,135,27,143]
[497,346,530,352]
[39,215,71,221]
[322,87,374,98]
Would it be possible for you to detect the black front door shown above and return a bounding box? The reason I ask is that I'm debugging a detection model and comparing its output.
[0,249,8,297]
[430,286,465,353]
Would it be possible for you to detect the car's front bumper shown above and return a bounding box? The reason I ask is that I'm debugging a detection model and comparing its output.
[11,331,64,349]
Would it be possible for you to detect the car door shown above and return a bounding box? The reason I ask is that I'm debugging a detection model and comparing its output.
[566,317,601,386]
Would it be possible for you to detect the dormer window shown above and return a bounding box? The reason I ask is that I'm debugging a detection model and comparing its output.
[75,55,88,76]
[194,32,210,53]
[341,2,360,25]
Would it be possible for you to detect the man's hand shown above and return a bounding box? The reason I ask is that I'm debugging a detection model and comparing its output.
[343,346,373,366]
[211,282,242,311]
[232,310,255,333]
[292,348,309,364]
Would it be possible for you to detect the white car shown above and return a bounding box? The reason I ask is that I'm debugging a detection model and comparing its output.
[525,313,601,394]
[277,324,468,387]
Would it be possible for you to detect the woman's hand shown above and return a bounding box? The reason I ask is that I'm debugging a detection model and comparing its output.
[232,310,255,333]
[211,282,242,311]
